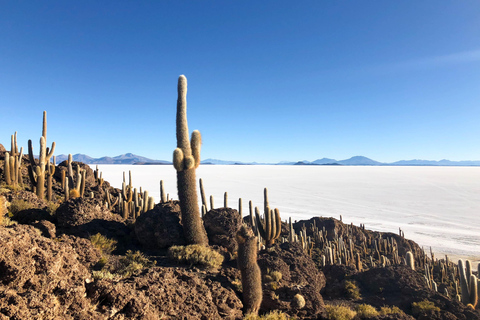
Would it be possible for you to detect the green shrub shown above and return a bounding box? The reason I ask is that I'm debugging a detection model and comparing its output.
[344,280,361,300]
[92,270,121,281]
[243,310,293,320]
[379,305,403,315]
[45,201,60,216]
[168,244,224,268]
[324,303,357,320]
[411,300,440,315]
[8,199,33,215]
[354,304,379,318]
[117,250,155,277]
[94,250,155,280]
[90,233,117,255]
[270,271,282,282]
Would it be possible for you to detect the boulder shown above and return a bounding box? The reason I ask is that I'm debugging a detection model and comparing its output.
[258,242,326,317]
[204,207,243,253]
[135,201,186,249]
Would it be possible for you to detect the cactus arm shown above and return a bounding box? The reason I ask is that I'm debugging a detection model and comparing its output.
[176,75,191,155]
[4,153,11,185]
[173,148,184,171]
[42,111,47,140]
[273,208,282,240]
[191,130,201,168]
[254,208,266,240]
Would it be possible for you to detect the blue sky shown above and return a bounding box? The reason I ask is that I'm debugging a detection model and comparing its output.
[1,1,479,163]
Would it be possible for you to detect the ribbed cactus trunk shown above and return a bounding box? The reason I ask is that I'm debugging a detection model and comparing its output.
[236,225,262,315]
[173,75,208,246]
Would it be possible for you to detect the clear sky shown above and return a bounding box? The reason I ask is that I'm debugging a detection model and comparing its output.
[1,1,479,163]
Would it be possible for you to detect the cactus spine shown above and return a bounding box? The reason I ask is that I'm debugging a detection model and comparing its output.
[173,75,208,246]
[236,225,262,315]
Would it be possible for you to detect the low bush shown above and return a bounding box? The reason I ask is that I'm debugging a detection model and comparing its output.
[116,250,155,277]
[90,233,117,255]
[8,199,33,215]
[379,305,404,315]
[168,244,224,268]
[411,300,440,315]
[324,303,357,320]
[354,304,378,318]
[344,280,361,300]
[243,310,293,320]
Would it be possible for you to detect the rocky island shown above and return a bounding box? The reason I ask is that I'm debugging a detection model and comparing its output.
[0,76,479,320]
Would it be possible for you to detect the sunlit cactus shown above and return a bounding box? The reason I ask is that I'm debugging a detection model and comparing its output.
[173,75,208,246]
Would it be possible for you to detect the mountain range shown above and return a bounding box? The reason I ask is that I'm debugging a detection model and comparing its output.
[55,154,480,166]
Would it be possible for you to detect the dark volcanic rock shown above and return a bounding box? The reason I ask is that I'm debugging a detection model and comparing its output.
[88,267,243,320]
[0,224,101,319]
[355,265,480,319]
[204,207,243,253]
[135,201,186,249]
[56,197,129,243]
[257,242,326,318]
[4,190,47,210]
[31,220,56,238]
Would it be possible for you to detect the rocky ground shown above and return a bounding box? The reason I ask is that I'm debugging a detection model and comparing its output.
[0,145,479,320]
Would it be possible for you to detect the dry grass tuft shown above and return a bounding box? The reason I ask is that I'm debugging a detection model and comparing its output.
[168,244,224,268]
[90,233,117,255]
[324,303,357,320]
[354,304,379,318]
[411,300,440,315]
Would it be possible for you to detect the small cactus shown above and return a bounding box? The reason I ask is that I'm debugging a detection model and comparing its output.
[406,251,415,270]
[291,294,306,309]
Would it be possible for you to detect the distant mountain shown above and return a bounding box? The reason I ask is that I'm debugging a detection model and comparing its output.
[201,158,256,165]
[312,158,339,165]
[56,153,170,165]
[391,159,480,166]
[53,154,480,166]
[338,156,382,166]
[293,156,380,166]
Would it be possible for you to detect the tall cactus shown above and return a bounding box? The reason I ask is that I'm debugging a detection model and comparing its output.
[28,111,56,199]
[236,225,263,315]
[173,75,208,246]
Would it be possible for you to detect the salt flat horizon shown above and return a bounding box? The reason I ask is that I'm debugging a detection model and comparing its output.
[95,164,480,264]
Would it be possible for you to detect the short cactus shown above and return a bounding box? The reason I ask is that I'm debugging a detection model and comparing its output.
[173,75,208,246]
[406,251,415,270]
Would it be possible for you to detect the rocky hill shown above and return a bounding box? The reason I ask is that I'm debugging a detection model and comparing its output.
[0,143,479,320]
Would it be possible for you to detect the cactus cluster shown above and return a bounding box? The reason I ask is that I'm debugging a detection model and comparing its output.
[27,111,56,199]
[4,132,24,188]
[254,188,282,247]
